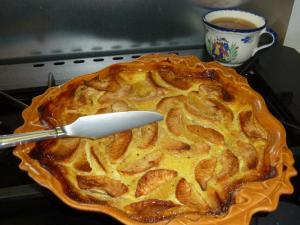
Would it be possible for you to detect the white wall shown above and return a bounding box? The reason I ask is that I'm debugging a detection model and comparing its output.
[284,0,300,52]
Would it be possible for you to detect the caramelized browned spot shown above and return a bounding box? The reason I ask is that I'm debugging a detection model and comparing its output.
[96,106,112,114]
[73,150,92,172]
[176,178,209,213]
[195,158,217,190]
[135,169,177,197]
[201,69,219,80]
[29,160,98,204]
[77,175,128,197]
[239,111,267,139]
[161,137,191,152]
[107,130,132,161]
[159,69,192,90]
[38,84,79,127]
[36,138,80,161]
[166,108,184,136]
[74,162,92,172]
[138,123,158,149]
[187,125,225,145]
[206,188,221,212]
[221,88,234,102]
[216,179,244,208]
[199,84,234,102]
[237,141,258,169]
[107,64,127,75]
[119,152,163,175]
[125,199,179,223]
[218,150,239,181]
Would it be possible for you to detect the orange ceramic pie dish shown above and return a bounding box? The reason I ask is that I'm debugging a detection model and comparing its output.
[13,54,296,224]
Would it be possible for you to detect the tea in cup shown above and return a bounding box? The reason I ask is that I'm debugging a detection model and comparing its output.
[203,10,276,67]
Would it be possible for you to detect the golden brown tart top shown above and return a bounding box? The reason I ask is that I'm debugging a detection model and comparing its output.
[14,54,296,224]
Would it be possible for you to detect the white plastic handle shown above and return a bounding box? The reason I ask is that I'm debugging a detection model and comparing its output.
[252,27,277,56]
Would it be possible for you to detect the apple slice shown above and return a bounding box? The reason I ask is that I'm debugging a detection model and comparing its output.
[135,169,177,197]
[239,110,267,139]
[107,130,132,161]
[175,178,209,213]
[119,151,163,175]
[217,150,239,181]
[195,158,217,190]
[187,124,225,145]
[138,123,158,149]
[77,175,128,197]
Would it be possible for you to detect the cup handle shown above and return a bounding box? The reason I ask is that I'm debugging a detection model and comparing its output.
[252,27,277,56]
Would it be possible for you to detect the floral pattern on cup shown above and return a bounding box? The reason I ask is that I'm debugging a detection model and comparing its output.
[207,37,239,63]
[241,36,253,43]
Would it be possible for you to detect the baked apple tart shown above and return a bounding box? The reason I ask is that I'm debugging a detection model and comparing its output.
[14,54,296,224]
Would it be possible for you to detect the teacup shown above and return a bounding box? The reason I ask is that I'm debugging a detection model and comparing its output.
[203,10,276,67]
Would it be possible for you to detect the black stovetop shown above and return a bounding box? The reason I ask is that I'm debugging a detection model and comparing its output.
[0,45,299,225]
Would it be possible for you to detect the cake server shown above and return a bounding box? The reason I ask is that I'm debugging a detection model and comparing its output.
[0,111,163,149]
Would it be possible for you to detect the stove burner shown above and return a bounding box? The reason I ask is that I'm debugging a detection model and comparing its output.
[47,72,56,88]
[281,120,300,133]
[0,90,28,110]
[0,120,13,134]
